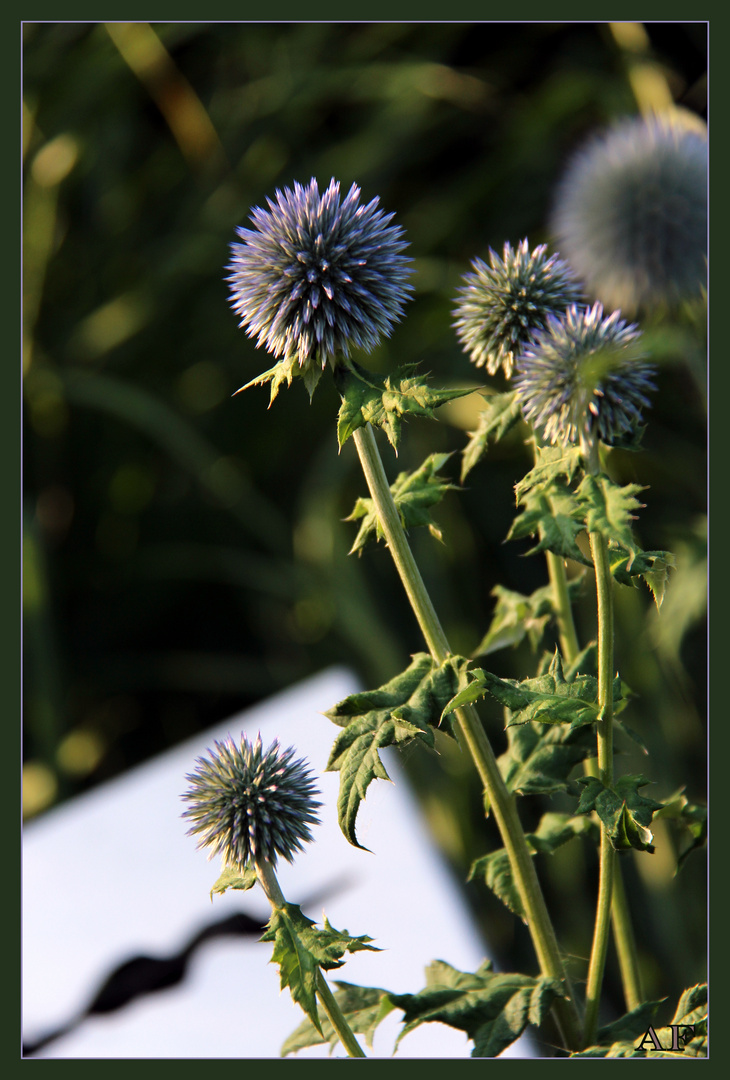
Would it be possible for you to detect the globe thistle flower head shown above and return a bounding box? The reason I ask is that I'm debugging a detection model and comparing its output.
[453,239,583,379]
[182,734,322,870]
[551,112,707,314]
[514,302,656,451]
[227,178,413,374]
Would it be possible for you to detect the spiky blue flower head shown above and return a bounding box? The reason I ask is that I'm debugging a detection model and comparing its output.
[550,111,707,314]
[182,734,321,870]
[514,302,656,450]
[453,239,583,379]
[227,178,413,377]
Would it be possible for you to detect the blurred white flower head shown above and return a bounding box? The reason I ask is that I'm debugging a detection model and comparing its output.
[550,110,707,314]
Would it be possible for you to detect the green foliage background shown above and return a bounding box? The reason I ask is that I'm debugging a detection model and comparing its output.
[23,21,706,1033]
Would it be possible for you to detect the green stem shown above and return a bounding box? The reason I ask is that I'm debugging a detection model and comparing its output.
[548,552,643,1017]
[255,858,367,1058]
[315,970,367,1058]
[350,422,582,1052]
[544,548,581,662]
[583,830,615,1047]
[582,526,616,1047]
[610,861,643,1012]
[528,435,581,665]
[581,756,643,1013]
[540,489,643,1014]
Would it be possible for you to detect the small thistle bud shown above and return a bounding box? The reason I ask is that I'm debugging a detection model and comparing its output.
[182,734,322,870]
[226,178,413,378]
[453,239,583,379]
[514,302,656,450]
[550,112,708,313]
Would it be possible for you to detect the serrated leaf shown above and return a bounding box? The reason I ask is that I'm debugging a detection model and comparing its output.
[576,474,645,568]
[513,511,592,567]
[613,719,649,754]
[654,789,707,870]
[301,359,324,401]
[473,579,584,657]
[497,720,596,796]
[439,669,491,714]
[345,452,458,555]
[671,983,708,1028]
[514,444,584,503]
[460,390,523,480]
[575,774,664,853]
[235,352,324,405]
[281,982,395,1056]
[609,548,676,608]
[209,863,258,899]
[574,985,707,1057]
[261,903,379,1034]
[508,489,592,567]
[325,653,471,848]
[336,363,473,451]
[596,997,665,1044]
[564,640,596,680]
[469,812,599,920]
[447,651,603,730]
[527,809,601,853]
[389,959,565,1058]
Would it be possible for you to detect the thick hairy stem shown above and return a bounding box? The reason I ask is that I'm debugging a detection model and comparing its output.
[351,422,582,1051]
[255,858,367,1058]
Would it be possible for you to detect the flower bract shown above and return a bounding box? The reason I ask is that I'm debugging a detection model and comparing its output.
[227,178,413,376]
[550,111,707,313]
[182,734,321,869]
[514,302,656,449]
[453,239,583,378]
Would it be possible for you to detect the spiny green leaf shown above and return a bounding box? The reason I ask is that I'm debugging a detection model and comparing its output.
[497,720,596,796]
[469,849,522,918]
[301,359,325,401]
[514,444,583,503]
[236,352,324,405]
[325,653,471,848]
[389,959,565,1058]
[460,390,523,481]
[209,863,257,900]
[595,997,665,1045]
[261,904,379,1034]
[575,774,663,853]
[654,789,707,871]
[576,473,645,568]
[473,578,584,657]
[610,547,676,608]
[574,985,707,1057]
[469,812,599,920]
[336,363,473,451]
[345,452,458,555]
[281,982,395,1056]
[527,809,601,854]
[473,584,551,656]
[447,651,603,729]
[564,640,596,680]
[507,490,592,567]
[614,719,648,755]
[671,983,708,1027]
